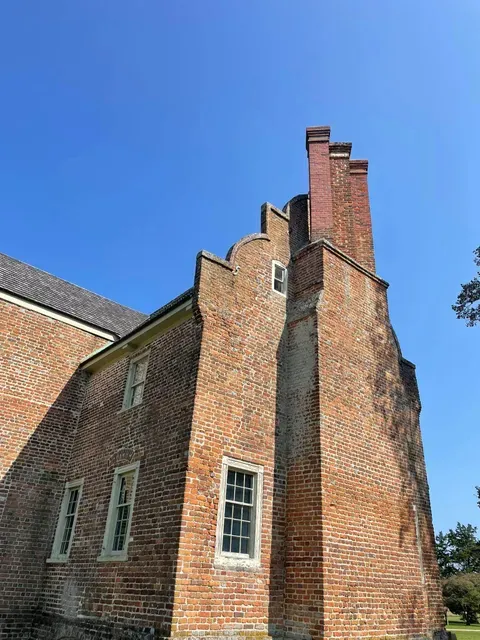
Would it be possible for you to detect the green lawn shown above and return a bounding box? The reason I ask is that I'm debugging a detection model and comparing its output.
[447,614,480,639]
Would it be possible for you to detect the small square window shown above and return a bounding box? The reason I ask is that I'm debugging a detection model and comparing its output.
[272,261,287,296]
[123,353,149,409]
[98,462,140,561]
[48,479,83,562]
[215,457,263,569]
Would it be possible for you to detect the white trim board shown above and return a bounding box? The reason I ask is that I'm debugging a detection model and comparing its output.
[81,298,193,373]
[0,289,117,341]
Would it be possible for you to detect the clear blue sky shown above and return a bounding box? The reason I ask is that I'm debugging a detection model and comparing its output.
[0,1,478,534]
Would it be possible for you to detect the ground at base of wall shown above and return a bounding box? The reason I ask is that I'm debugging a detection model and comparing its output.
[26,613,166,640]
[17,614,448,640]
[1,611,447,640]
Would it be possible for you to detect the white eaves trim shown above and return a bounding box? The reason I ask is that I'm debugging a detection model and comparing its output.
[0,289,117,341]
[80,297,193,373]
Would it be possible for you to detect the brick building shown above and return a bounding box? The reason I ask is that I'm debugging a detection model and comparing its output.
[0,127,444,640]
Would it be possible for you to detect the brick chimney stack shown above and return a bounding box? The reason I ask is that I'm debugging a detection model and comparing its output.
[306,126,375,272]
[305,126,334,244]
[349,159,375,272]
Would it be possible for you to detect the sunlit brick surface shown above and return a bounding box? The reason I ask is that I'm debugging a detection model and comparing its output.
[0,129,443,640]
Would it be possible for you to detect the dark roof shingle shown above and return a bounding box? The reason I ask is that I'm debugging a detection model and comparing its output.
[0,252,147,337]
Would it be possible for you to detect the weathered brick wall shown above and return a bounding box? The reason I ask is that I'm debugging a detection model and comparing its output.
[0,300,106,639]
[36,317,202,640]
[1,126,443,640]
[284,241,443,640]
[283,195,309,255]
[169,206,290,640]
[284,243,323,640]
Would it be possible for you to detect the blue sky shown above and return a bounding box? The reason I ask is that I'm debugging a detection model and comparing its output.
[0,1,478,534]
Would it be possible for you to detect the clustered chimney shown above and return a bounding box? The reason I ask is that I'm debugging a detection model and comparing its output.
[306,126,375,272]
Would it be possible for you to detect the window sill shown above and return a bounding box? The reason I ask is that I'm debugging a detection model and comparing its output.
[116,403,143,415]
[97,554,129,562]
[214,555,261,571]
[46,557,69,564]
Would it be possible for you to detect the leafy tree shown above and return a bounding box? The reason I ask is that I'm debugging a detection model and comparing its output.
[453,247,480,326]
[443,573,480,625]
[476,486,480,510]
[436,531,456,578]
[435,523,480,577]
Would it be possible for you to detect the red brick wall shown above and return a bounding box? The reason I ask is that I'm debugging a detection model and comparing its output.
[37,317,202,639]
[1,127,443,640]
[285,241,443,639]
[0,300,106,638]
[284,194,309,255]
[170,206,290,639]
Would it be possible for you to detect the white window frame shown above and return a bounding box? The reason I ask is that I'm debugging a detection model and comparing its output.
[47,478,84,563]
[272,261,287,296]
[98,461,140,562]
[214,456,263,570]
[122,351,149,410]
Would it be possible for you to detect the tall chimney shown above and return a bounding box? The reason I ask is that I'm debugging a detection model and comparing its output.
[329,141,356,259]
[306,126,333,243]
[349,159,375,272]
[306,126,375,272]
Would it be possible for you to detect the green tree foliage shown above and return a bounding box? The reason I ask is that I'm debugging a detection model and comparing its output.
[435,524,480,577]
[436,531,456,578]
[453,247,480,326]
[476,486,480,510]
[443,573,480,625]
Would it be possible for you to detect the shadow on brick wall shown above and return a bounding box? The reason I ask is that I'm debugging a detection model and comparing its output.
[0,349,195,640]
[268,324,288,639]
[370,295,443,635]
[0,371,88,639]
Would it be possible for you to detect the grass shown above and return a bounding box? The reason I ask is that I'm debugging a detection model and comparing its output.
[447,614,480,639]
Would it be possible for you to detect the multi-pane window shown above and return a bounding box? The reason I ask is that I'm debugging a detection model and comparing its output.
[272,261,287,296]
[222,470,254,555]
[48,479,83,562]
[112,472,135,552]
[123,353,149,409]
[60,487,80,554]
[99,462,139,560]
[215,457,263,567]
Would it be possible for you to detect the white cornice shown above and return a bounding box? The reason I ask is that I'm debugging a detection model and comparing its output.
[81,297,194,373]
[0,289,117,341]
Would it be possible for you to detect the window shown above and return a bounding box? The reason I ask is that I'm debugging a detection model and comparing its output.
[48,479,83,562]
[123,352,149,409]
[215,457,263,568]
[98,462,140,561]
[272,261,287,296]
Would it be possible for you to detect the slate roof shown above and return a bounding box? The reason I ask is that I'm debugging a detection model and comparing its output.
[0,252,148,337]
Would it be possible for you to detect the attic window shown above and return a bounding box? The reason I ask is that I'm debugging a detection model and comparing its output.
[272,262,287,296]
[123,352,149,409]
